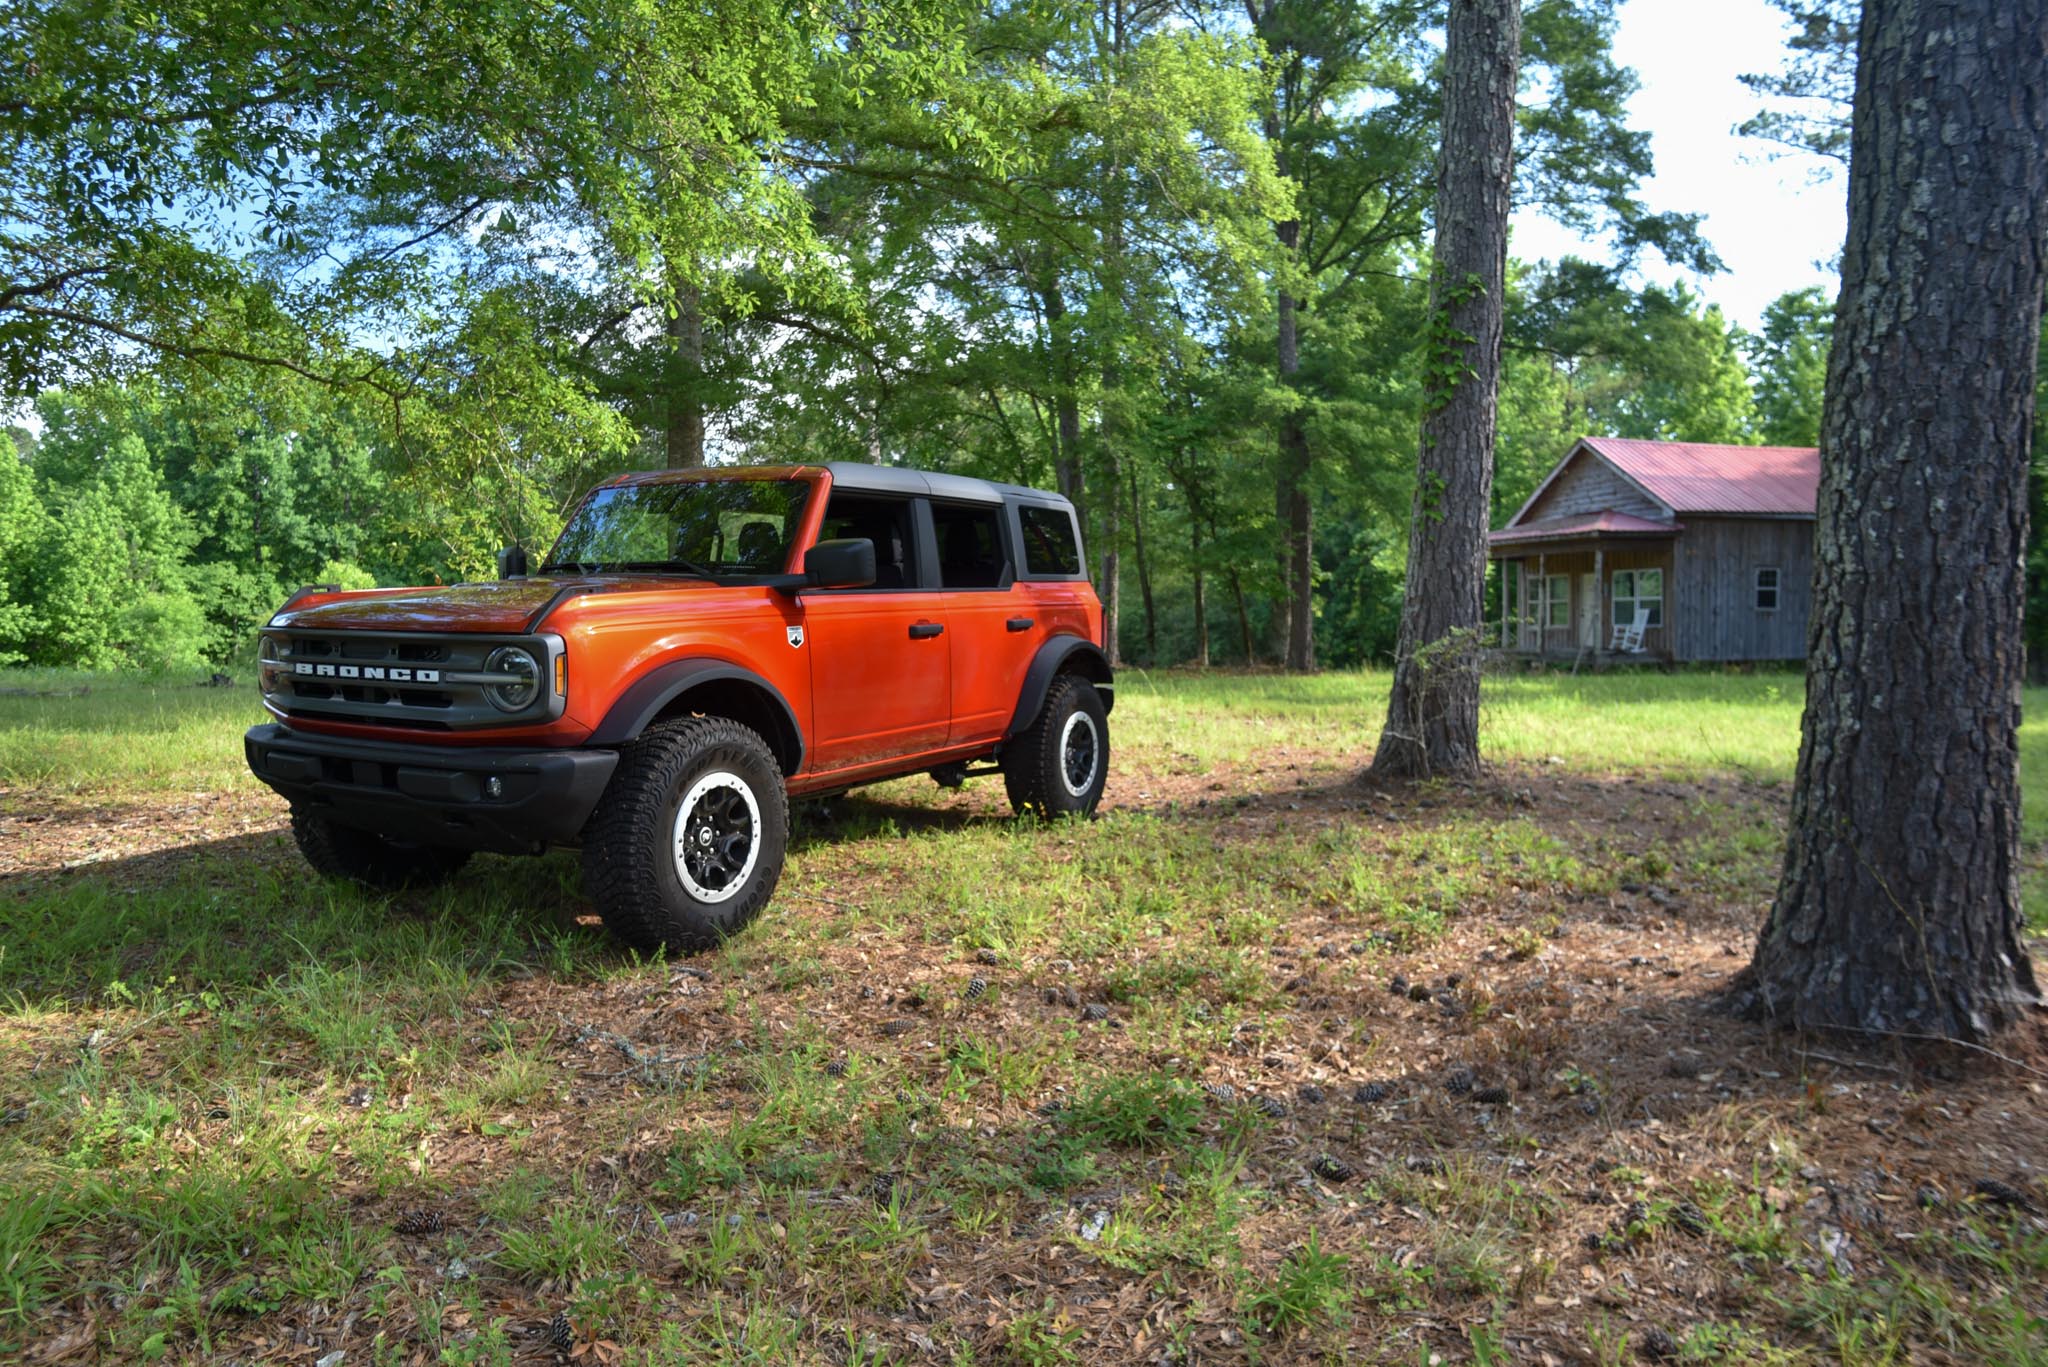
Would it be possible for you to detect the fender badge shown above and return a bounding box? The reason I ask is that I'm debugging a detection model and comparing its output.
[787,625,805,648]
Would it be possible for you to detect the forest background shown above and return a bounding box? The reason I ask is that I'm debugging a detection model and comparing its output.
[0,0,1958,676]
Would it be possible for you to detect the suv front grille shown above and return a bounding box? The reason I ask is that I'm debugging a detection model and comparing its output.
[259,630,564,730]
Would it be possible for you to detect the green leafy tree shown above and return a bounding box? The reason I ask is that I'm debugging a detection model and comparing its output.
[1744,286,1833,446]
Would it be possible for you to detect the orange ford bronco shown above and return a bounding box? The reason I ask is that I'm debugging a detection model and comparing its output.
[245,463,1112,950]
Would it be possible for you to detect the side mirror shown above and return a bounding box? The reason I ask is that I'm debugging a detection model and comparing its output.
[497,545,529,579]
[805,537,876,589]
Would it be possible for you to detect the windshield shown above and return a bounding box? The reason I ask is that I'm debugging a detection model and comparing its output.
[543,478,811,576]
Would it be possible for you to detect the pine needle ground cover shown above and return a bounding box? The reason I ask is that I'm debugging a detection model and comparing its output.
[1,670,2044,1364]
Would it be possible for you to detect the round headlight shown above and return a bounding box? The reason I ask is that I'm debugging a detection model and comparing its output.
[483,646,540,712]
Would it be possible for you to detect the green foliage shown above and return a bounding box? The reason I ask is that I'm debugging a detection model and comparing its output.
[1745,286,1833,446]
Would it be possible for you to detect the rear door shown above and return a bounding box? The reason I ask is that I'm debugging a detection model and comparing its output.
[800,491,952,770]
[932,498,1037,746]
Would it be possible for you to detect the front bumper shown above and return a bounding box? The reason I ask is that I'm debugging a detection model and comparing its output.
[245,723,618,854]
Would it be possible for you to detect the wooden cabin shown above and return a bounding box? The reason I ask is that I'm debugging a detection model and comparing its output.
[1489,437,1819,664]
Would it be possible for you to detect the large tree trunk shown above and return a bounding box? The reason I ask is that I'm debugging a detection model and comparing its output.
[665,281,706,469]
[1130,465,1156,664]
[1228,566,1255,665]
[1372,0,1520,780]
[1738,0,2047,1041]
[1188,484,1210,668]
[1277,267,1315,673]
[1037,276,1087,536]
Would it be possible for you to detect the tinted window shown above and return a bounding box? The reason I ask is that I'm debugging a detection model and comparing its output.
[817,493,918,589]
[545,478,809,575]
[1018,505,1081,576]
[933,502,1008,588]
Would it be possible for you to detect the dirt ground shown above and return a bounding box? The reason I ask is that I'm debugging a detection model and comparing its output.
[3,747,2046,1364]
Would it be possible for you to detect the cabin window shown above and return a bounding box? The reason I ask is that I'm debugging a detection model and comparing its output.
[1611,568,1663,629]
[1755,567,1781,611]
[1537,575,1569,628]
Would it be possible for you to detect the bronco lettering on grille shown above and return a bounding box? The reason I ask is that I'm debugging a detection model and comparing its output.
[293,662,442,684]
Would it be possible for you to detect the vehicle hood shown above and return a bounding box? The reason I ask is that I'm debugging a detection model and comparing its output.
[270,576,712,634]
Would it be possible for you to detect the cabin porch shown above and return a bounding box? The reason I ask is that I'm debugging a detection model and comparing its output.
[1491,540,1675,663]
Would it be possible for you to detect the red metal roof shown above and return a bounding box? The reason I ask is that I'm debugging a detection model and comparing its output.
[1582,437,1818,516]
[1488,511,1681,547]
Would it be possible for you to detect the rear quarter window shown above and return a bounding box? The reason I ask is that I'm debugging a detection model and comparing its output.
[1017,505,1082,577]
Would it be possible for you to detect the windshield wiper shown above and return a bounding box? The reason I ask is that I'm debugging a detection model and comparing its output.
[541,560,722,580]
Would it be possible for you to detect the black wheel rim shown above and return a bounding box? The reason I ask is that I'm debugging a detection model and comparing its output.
[1059,712,1098,797]
[671,772,761,903]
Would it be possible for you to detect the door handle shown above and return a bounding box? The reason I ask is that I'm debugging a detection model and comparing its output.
[908,621,944,639]
[1005,617,1035,632]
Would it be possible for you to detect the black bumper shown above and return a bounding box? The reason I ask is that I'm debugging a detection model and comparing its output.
[245,723,618,855]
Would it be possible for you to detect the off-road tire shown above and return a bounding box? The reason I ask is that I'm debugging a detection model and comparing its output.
[291,808,472,891]
[581,716,789,954]
[1004,674,1109,818]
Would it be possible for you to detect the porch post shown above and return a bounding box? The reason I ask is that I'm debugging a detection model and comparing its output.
[1499,559,1511,647]
[1536,551,1546,650]
[1592,546,1604,651]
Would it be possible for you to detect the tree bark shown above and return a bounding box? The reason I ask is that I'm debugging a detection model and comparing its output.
[1130,465,1156,664]
[665,280,705,469]
[1188,480,1210,668]
[1373,0,1520,780]
[1037,275,1087,536]
[1277,264,1315,673]
[1228,566,1254,665]
[1738,0,2047,1041]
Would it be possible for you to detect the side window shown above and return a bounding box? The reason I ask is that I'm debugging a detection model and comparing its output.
[932,502,1008,589]
[1018,504,1082,577]
[816,493,918,589]
[1755,566,1781,611]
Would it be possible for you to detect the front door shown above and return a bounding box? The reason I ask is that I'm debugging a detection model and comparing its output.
[801,492,951,772]
[1577,572,1600,648]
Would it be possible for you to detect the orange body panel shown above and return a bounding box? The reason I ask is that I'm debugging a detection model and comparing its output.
[262,467,1104,796]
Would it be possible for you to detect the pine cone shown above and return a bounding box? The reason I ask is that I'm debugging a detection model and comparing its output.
[1203,1083,1236,1104]
[1308,1155,1354,1183]
[1472,1085,1511,1106]
[1079,1002,1110,1022]
[878,1018,917,1037]
[1353,1081,1392,1105]
[822,1058,847,1077]
[394,1208,442,1236]
[975,948,1001,966]
[867,1172,900,1205]
[1671,1201,1711,1237]
[544,1309,573,1353]
[1973,1177,2034,1210]
[963,976,988,1002]
[1442,1066,1475,1096]
[1297,1084,1326,1106]
[1253,1095,1289,1120]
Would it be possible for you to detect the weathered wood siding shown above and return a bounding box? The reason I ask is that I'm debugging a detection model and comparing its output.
[1521,449,1668,522]
[1670,517,1813,661]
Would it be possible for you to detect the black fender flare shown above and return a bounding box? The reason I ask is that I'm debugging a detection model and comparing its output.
[1005,636,1115,739]
[588,658,805,774]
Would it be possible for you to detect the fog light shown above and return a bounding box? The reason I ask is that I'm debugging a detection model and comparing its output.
[484,776,504,798]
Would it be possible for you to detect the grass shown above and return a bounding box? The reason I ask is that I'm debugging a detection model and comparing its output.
[1,664,2045,1362]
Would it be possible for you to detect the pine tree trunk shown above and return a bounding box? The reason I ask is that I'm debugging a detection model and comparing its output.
[1189,498,1210,669]
[1373,0,1520,780]
[1277,271,1314,673]
[665,281,705,470]
[1131,466,1156,664]
[1228,567,1254,666]
[1038,276,1087,538]
[1738,0,2047,1041]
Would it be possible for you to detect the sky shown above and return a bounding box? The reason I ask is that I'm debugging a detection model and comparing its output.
[1508,0,1847,330]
